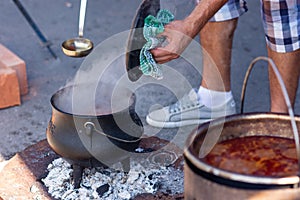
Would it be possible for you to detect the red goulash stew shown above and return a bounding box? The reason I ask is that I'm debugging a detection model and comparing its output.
[201,136,299,177]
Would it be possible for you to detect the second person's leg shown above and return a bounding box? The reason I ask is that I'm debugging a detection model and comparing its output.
[261,0,300,113]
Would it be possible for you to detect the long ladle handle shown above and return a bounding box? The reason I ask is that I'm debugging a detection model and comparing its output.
[78,0,87,38]
[240,56,300,179]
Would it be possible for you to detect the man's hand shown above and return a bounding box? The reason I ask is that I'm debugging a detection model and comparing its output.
[150,19,196,64]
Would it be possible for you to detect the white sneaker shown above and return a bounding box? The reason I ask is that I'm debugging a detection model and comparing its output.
[146,89,236,128]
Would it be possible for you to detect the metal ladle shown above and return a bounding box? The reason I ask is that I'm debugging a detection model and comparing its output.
[62,0,93,57]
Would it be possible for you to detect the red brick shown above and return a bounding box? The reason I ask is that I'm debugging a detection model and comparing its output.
[0,44,28,95]
[0,67,21,108]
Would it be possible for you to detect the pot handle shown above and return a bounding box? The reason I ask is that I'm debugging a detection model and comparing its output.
[84,122,141,143]
[241,56,293,115]
[240,56,300,179]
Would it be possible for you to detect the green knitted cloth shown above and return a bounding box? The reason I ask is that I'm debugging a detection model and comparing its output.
[139,9,174,79]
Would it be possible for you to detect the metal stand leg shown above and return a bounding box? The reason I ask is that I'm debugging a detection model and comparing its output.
[121,157,131,173]
[72,164,84,189]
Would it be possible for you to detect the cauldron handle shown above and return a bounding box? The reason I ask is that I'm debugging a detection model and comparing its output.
[240,56,300,180]
[84,122,141,143]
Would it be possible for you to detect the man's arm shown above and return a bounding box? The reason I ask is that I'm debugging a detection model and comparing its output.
[185,0,228,37]
[151,0,228,64]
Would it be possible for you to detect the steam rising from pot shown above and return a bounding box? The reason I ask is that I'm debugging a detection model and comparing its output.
[57,51,132,116]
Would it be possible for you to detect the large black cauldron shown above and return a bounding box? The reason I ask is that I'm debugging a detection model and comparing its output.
[46,84,143,171]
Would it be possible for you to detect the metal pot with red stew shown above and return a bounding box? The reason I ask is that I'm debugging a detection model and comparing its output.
[184,113,300,200]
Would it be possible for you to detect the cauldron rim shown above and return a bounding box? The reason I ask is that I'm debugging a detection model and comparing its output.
[50,95,125,118]
[184,112,300,187]
[50,84,136,117]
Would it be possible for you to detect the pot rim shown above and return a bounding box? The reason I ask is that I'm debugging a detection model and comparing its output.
[50,84,135,117]
[184,112,300,186]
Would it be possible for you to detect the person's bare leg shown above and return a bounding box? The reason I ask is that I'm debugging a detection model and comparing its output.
[268,47,300,113]
[199,18,238,92]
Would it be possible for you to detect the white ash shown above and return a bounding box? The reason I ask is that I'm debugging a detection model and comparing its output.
[42,158,183,200]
